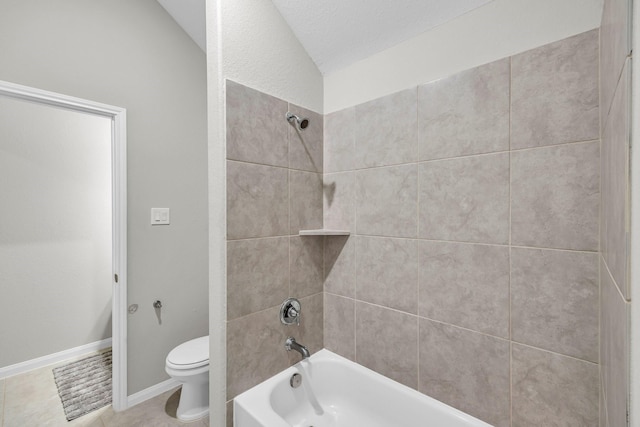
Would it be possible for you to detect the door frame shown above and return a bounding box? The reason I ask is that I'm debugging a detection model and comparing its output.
[0,80,128,411]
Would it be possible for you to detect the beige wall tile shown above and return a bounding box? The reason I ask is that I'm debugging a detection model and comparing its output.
[324,235,355,298]
[227,161,289,239]
[419,319,510,427]
[324,293,355,361]
[226,80,288,167]
[290,236,324,298]
[356,164,418,238]
[355,88,418,168]
[418,58,510,160]
[226,400,233,427]
[324,107,356,173]
[418,153,509,244]
[323,171,356,232]
[601,60,630,298]
[600,0,631,127]
[418,241,509,338]
[511,248,598,362]
[356,236,419,314]
[290,170,323,234]
[601,258,630,427]
[511,30,599,149]
[227,237,289,321]
[511,141,600,251]
[355,302,418,389]
[512,344,599,427]
[600,384,608,427]
[288,104,323,172]
[227,307,289,399]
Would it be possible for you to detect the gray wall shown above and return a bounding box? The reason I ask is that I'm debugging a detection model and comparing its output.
[0,97,112,368]
[0,0,208,394]
[323,30,600,427]
[600,0,632,425]
[225,80,324,405]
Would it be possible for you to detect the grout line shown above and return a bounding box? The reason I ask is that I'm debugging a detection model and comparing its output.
[509,55,514,427]
[227,157,320,174]
[510,341,599,366]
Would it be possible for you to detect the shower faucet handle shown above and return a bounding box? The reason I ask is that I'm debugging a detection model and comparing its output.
[280,298,301,326]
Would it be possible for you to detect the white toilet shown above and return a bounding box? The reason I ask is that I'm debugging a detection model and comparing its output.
[165,335,210,421]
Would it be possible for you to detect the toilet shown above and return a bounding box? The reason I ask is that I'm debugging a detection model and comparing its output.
[165,335,209,421]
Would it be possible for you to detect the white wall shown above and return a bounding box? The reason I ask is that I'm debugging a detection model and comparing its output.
[0,97,112,368]
[324,0,604,113]
[220,0,324,113]
[206,0,324,424]
[0,0,208,394]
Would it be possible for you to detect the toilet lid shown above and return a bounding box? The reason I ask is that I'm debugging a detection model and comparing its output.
[167,336,209,368]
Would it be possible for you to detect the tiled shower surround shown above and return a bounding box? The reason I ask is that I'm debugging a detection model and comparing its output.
[599,0,632,425]
[324,29,600,427]
[226,29,606,427]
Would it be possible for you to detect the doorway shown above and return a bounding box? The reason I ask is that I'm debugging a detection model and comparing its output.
[0,80,127,412]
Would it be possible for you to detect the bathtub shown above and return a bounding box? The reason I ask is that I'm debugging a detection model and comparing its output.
[234,349,492,427]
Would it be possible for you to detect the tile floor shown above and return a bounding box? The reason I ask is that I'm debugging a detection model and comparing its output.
[0,352,209,427]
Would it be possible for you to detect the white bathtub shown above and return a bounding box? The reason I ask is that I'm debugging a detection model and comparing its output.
[234,349,492,427]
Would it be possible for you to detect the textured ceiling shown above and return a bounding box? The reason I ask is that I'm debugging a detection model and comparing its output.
[157,0,495,73]
[270,0,493,74]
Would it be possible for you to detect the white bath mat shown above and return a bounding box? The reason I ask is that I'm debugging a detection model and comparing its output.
[52,350,112,421]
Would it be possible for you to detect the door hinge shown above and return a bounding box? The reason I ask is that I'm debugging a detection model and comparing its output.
[114,274,119,283]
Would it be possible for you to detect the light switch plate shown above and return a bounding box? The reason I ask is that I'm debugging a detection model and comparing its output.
[151,208,170,225]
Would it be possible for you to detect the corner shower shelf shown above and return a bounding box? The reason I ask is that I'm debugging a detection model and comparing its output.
[298,229,350,236]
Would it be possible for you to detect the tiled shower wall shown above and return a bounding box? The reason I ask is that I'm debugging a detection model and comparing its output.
[225,81,324,409]
[323,30,600,427]
[599,0,632,424]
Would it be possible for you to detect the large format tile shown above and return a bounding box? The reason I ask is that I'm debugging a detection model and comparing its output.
[227,161,289,239]
[324,235,355,298]
[356,236,418,313]
[102,388,205,427]
[290,236,324,298]
[418,58,509,160]
[227,237,289,320]
[511,141,600,251]
[356,164,418,238]
[511,30,599,149]
[355,302,418,389]
[3,365,66,427]
[601,258,629,427]
[419,319,510,427]
[601,60,630,299]
[512,344,599,427]
[227,306,289,399]
[323,171,356,232]
[226,80,288,167]
[288,104,323,172]
[511,248,598,362]
[418,153,509,244]
[324,293,355,361]
[324,107,356,173]
[355,88,418,168]
[601,0,631,126]
[418,241,509,338]
[290,170,323,234]
[601,382,608,427]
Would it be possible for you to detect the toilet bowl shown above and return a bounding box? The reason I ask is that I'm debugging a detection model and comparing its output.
[165,335,209,421]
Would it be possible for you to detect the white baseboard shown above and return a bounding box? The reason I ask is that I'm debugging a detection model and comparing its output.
[126,378,180,409]
[0,338,113,380]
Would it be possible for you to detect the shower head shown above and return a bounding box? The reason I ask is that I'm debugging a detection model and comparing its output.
[286,112,309,131]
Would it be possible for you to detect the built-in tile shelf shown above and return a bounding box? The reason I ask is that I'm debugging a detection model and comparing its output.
[299,229,350,236]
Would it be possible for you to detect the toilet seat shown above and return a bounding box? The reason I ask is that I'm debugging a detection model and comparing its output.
[166,336,209,370]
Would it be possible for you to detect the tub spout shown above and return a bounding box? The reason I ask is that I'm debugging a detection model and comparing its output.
[285,337,310,359]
